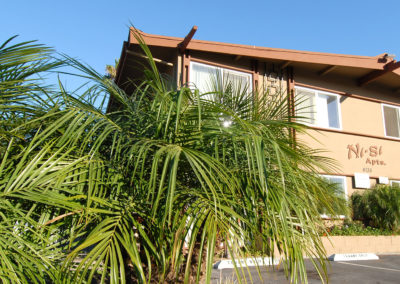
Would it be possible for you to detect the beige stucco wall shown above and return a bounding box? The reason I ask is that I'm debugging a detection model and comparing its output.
[340,96,385,135]
[322,236,400,256]
[296,70,399,135]
[269,236,400,258]
[295,69,400,196]
[299,130,400,196]
[299,130,400,179]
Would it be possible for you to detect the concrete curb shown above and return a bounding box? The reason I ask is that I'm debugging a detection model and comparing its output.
[214,257,280,269]
[328,253,379,261]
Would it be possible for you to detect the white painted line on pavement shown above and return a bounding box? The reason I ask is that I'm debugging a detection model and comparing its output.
[337,261,400,273]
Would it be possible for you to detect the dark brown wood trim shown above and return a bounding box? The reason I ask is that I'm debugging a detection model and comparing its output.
[318,65,337,76]
[115,42,128,86]
[252,60,259,92]
[281,61,291,69]
[295,82,400,108]
[318,172,354,178]
[287,66,296,143]
[358,60,400,87]
[179,26,198,53]
[125,50,173,66]
[318,171,400,181]
[182,53,188,85]
[309,126,400,143]
[287,67,295,113]
[186,52,191,84]
[107,42,128,113]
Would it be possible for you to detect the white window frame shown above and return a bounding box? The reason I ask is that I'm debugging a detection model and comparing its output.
[390,180,400,187]
[381,103,400,140]
[320,175,347,219]
[295,86,342,130]
[189,61,253,94]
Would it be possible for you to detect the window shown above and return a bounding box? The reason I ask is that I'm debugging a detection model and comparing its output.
[390,180,400,187]
[320,175,347,218]
[189,62,252,100]
[382,104,400,138]
[295,87,342,129]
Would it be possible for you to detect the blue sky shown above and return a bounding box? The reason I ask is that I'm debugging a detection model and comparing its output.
[2,0,400,89]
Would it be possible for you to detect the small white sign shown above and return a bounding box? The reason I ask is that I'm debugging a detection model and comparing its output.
[328,253,379,261]
[379,176,389,184]
[354,173,370,189]
[214,257,280,269]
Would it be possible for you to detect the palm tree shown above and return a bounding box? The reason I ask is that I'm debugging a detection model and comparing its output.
[105,59,119,79]
[0,36,65,283]
[0,32,347,283]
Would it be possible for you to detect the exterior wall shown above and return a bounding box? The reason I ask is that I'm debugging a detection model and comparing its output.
[295,70,400,197]
[257,68,287,95]
[178,51,400,198]
[295,70,400,104]
[268,235,400,257]
[342,97,384,134]
[299,129,400,179]
[299,130,399,196]
[322,236,400,255]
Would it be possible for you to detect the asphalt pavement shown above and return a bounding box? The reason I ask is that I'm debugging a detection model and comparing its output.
[211,255,400,283]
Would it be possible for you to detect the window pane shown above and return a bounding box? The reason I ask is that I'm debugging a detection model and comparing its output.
[190,63,218,98]
[383,106,400,138]
[324,176,346,216]
[296,89,316,125]
[327,177,345,196]
[391,180,400,187]
[316,94,329,127]
[222,69,252,95]
[326,95,340,128]
[190,63,253,103]
[316,94,340,129]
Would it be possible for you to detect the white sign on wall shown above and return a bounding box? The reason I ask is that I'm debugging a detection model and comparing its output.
[378,176,389,184]
[354,173,370,189]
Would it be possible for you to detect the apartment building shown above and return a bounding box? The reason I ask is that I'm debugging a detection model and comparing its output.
[114,27,400,205]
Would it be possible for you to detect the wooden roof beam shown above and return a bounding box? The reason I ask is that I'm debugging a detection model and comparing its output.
[179,26,198,53]
[358,60,400,87]
[128,31,388,70]
[375,53,389,63]
[126,50,173,66]
[318,65,337,76]
[281,61,291,69]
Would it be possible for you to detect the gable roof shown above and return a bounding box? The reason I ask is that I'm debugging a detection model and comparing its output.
[116,27,400,92]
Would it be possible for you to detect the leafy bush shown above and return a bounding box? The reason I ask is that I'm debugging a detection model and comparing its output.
[327,221,398,236]
[352,185,400,231]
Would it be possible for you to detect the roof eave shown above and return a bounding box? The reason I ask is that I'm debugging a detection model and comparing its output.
[129,28,389,71]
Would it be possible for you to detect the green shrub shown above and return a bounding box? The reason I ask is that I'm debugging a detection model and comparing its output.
[351,185,400,231]
[327,220,397,236]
